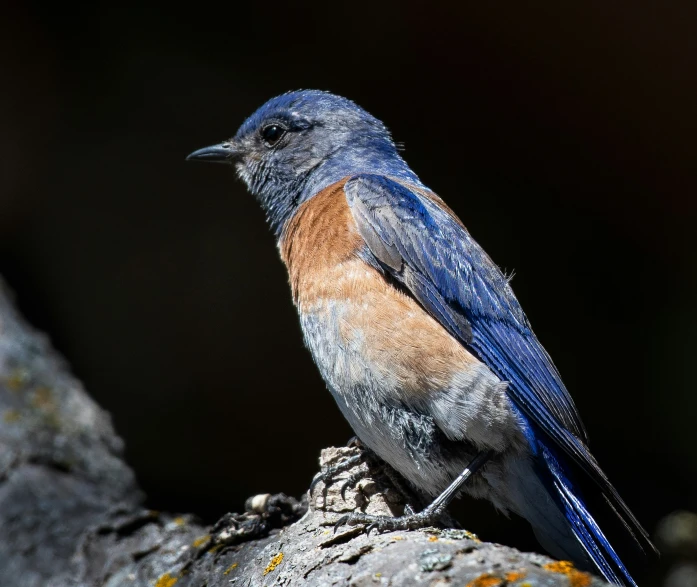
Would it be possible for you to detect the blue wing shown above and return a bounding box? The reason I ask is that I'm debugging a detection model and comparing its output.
[344,173,655,582]
[345,173,587,441]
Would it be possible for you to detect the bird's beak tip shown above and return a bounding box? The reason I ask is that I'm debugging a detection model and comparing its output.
[186,142,239,163]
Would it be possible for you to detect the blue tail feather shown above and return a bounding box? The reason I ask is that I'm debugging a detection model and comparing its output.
[540,440,638,586]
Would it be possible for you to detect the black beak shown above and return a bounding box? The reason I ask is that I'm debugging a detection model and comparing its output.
[186,142,240,163]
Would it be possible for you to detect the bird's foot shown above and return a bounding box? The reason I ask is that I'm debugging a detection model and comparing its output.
[309,453,369,497]
[311,444,423,523]
[334,505,445,534]
[310,438,380,500]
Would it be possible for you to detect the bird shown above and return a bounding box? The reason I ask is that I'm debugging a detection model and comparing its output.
[187,90,656,586]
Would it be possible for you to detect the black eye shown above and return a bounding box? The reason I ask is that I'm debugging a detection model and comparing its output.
[260,124,286,147]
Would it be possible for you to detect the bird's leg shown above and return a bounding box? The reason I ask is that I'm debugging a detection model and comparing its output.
[334,450,493,533]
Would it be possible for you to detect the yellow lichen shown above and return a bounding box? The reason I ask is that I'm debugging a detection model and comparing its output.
[428,535,439,542]
[172,517,186,526]
[6,369,29,391]
[154,572,178,587]
[569,573,592,587]
[543,561,592,587]
[31,387,54,410]
[192,535,210,548]
[467,531,481,542]
[505,570,527,582]
[3,409,20,423]
[543,561,574,573]
[223,562,238,575]
[263,553,284,575]
[465,573,504,587]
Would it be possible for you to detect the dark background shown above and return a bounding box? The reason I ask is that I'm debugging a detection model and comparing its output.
[1,0,695,581]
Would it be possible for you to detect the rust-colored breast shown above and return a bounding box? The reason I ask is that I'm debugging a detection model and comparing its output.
[279,178,366,307]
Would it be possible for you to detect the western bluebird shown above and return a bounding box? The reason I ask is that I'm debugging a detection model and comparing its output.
[187,90,656,585]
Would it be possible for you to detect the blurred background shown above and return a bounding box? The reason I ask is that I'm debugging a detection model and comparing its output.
[1,1,695,583]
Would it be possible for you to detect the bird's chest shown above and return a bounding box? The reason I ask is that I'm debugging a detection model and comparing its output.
[280,182,465,399]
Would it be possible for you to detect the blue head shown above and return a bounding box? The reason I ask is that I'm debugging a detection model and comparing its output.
[187,90,421,235]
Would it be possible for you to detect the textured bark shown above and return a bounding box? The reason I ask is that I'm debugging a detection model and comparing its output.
[0,278,609,587]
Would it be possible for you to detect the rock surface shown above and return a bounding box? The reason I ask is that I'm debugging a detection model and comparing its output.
[0,278,608,586]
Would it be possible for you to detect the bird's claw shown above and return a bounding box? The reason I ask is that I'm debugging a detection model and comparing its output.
[309,453,365,497]
[346,436,363,448]
[333,514,351,534]
[309,472,325,495]
[339,470,367,500]
[333,509,443,534]
[333,512,375,534]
